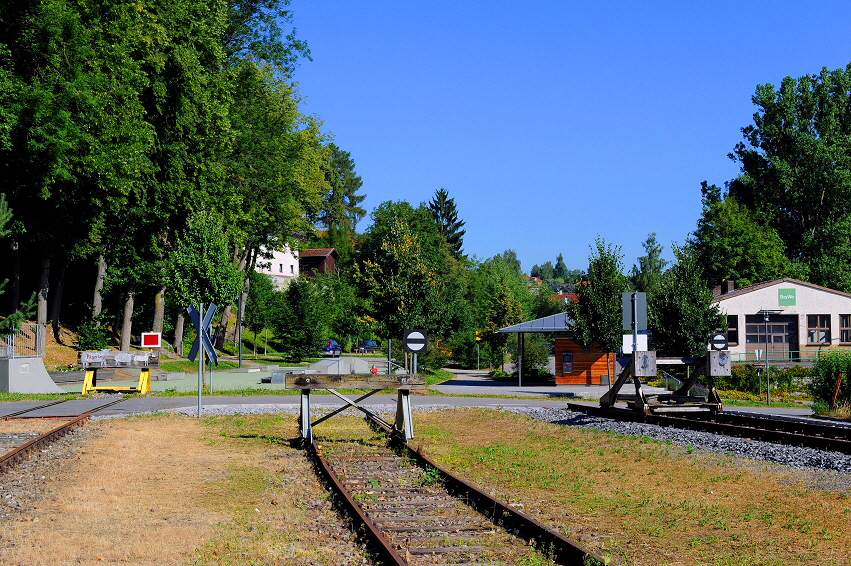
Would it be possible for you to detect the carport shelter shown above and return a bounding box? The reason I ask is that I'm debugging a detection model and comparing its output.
[499,313,612,385]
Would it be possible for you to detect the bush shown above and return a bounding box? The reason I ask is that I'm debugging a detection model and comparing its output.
[808,351,851,405]
[418,340,450,372]
[713,364,808,395]
[74,310,110,351]
[509,334,550,379]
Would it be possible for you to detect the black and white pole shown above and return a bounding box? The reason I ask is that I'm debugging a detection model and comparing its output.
[399,330,428,439]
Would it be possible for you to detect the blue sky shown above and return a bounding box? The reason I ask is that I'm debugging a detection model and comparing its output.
[289,1,851,273]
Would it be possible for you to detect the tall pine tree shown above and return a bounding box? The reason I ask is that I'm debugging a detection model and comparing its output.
[428,188,466,258]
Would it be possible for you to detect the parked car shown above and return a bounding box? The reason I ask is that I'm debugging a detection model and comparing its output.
[354,340,378,353]
[322,339,342,357]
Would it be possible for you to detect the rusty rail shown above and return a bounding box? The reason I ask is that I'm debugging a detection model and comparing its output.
[565,402,851,455]
[309,438,408,565]
[313,414,606,565]
[0,414,89,474]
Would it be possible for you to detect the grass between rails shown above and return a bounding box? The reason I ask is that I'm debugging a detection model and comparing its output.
[412,408,851,565]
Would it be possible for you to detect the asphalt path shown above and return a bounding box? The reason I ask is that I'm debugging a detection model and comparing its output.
[39,366,813,419]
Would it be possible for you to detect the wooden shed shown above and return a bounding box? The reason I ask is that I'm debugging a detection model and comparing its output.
[499,313,611,386]
[553,338,611,385]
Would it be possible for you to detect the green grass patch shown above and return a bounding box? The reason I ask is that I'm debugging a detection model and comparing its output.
[159,360,240,373]
[425,368,455,386]
[0,392,85,401]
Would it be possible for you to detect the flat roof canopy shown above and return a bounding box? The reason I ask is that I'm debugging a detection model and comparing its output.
[498,312,572,333]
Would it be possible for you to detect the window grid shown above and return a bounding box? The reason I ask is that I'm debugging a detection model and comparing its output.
[726,315,738,346]
[841,315,851,344]
[807,314,831,344]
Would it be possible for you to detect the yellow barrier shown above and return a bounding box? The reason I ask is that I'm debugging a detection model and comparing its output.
[81,368,151,395]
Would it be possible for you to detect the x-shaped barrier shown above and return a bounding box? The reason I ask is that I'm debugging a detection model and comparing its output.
[286,373,426,441]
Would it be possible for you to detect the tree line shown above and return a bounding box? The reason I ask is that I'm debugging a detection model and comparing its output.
[3,5,851,377]
[0,0,365,352]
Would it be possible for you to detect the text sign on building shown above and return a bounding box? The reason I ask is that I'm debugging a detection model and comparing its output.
[778,288,796,306]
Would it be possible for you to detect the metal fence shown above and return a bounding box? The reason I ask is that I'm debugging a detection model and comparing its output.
[0,324,45,359]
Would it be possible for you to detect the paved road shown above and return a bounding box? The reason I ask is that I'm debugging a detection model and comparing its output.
[43,365,813,419]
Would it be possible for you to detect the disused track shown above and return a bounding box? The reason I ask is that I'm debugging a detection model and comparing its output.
[311,415,605,565]
[0,398,127,474]
[564,402,851,454]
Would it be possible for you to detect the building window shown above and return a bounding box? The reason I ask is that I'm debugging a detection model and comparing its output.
[279,264,283,273]
[726,315,738,345]
[807,314,831,344]
[841,315,851,343]
[290,265,294,274]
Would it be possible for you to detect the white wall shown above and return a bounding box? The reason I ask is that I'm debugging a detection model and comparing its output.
[716,280,851,357]
[255,246,299,288]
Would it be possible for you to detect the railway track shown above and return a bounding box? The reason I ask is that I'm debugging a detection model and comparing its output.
[0,397,128,474]
[564,402,851,454]
[311,415,605,565]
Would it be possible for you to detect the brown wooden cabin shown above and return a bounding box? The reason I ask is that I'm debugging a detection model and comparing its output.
[499,312,611,385]
[299,248,340,276]
[553,337,611,385]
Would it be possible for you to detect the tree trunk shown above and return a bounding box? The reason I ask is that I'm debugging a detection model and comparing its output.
[119,283,135,351]
[152,285,166,333]
[173,312,185,357]
[253,333,257,358]
[93,254,107,316]
[264,328,267,356]
[216,244,253,348]
[37,256,50,325]
[8,239,19,315]
[49,262,66,343]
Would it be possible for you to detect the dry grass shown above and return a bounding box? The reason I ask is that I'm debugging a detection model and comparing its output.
[413,408,851,566]
[0,419,73,434]
[0,414,368,565]
[44,323,81,370]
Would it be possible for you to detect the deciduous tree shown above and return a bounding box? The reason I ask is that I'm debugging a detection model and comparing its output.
[649,246,724,358]
[689,182,795,288]
[565,238,628,376]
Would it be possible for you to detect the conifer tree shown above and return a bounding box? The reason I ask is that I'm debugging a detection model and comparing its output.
[428,188,466,258]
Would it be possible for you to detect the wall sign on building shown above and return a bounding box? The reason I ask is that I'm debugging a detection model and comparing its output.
[778,288,796,306]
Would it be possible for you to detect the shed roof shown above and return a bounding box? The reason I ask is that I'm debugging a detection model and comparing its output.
[498,312,573,333]
[299,248,339,258]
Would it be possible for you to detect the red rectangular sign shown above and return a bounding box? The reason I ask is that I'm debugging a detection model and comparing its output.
[141,332,162,348]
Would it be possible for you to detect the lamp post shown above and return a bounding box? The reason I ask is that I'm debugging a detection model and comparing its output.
[757,309,782,405]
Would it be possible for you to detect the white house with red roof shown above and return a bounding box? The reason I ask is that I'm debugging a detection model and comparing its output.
[255,246,299,289]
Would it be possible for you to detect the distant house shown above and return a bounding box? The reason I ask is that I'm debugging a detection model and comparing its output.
[254,246,299,289]
[299,248,340,276]
[551,291,578,306]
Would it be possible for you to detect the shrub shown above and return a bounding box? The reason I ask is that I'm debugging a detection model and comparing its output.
[509,334,550,379]
[74,310,110,351]
[418,340,450,372]
[714,363,808,395]
[808,351,851,405]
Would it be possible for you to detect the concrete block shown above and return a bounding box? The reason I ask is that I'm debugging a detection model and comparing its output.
[152,371,186,381]
[0,357,62,393]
